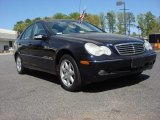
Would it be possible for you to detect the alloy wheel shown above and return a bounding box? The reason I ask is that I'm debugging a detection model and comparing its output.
[60,59,75,87]
[16,56,22,72]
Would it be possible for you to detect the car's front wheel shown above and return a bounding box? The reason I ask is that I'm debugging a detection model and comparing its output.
[59,55,82,92]
[16,55,25,74]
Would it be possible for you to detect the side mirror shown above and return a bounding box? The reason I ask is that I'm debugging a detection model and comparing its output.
[34,34,48,40]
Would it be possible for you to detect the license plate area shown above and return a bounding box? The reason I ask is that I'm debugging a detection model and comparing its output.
[131,58,145,68]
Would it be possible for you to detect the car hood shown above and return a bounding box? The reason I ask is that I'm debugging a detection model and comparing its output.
[57,33,144,45]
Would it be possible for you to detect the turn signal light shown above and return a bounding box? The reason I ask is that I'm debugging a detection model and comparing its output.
[80,60,90,65]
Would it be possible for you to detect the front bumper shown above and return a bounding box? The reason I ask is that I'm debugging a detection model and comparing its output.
[79,52,156,83]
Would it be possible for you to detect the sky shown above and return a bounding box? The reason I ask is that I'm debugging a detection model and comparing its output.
[0,0,160,32]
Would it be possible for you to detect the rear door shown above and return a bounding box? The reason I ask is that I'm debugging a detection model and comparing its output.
[18,24,34,65]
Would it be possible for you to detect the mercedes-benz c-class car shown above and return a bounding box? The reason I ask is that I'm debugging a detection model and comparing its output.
[14,20,156,91]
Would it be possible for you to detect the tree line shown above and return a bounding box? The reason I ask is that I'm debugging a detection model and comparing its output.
[14,11,160,38]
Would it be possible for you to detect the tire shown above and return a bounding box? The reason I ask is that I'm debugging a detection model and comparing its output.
[59,54,82,92]
[16,55,26,74]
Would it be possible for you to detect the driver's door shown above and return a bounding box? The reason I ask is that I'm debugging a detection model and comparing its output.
[28,22,55,71]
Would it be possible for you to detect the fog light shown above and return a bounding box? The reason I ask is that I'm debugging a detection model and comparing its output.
[98,70,106,76]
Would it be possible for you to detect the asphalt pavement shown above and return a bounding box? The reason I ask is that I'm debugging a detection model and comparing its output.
[0,53,160,120]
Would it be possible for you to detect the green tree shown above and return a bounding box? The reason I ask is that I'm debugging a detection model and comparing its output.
[14,18,33,32]
[117,12,124,34]
[99,13,106,31]
[137,13,145,37]
[32,17,41,22]
[13,21,27,33]
[137,12,157,37]
[145,12,156,36]
[126,12,135,35]
[106,11,116,33]
[69,12,80,20]
[43,16,51,20]
[53,13,69,19]
[25,19,32,24]
[131,32,137,37]
[25,19,32,27]
[14,11,159,35]
[85,14,100,27]
[149,17,160,34]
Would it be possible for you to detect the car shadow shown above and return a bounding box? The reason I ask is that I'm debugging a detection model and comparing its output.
[25,69,60,85]
[25,70,149,93]
[82,74,150,93]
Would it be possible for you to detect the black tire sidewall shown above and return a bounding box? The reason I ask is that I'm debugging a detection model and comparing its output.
[59,54,82,92]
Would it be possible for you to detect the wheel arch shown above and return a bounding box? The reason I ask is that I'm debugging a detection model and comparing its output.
[14,52,19,61]
[55,49,78,72]
[56,49,83,91]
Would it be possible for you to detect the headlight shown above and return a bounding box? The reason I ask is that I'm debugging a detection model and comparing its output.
[84,43,112,56]
[144,40,152,50]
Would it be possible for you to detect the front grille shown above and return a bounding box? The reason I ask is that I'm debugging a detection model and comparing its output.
[115,42,145,56]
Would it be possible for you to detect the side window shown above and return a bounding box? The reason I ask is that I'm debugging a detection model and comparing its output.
[22,25,34,40]
[33,23,46,35]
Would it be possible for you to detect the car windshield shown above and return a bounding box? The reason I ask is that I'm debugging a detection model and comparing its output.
[47,20,103,35]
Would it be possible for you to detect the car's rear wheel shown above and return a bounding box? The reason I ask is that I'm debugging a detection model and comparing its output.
[59,54,82,92]
[16,55,25,74]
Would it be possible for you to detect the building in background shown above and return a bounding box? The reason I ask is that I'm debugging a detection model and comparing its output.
[0,29,17,52]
